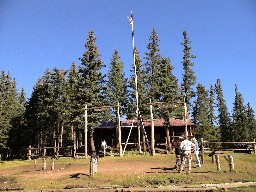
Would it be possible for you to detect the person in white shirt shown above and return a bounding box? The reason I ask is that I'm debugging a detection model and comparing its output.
[191,137,201,168]
[101,140,107,156]
[178,135,195,173]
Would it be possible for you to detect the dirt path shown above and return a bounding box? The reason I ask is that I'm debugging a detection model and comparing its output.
[1,155,256,191]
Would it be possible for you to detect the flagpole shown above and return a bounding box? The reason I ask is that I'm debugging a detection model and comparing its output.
[128,11,141,153]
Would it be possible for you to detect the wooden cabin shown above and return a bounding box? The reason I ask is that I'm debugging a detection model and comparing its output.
[93,118,194,152]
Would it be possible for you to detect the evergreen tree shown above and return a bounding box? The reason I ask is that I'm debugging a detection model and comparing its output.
[158,57,179,118]
[158,57,179,152]
[208,85,216,125]
[106,49,127,117]
[192,84,217,141]
[215,79,231,141]
[7,88,26,157]
[0,72,19,149]
[51,68,68,148]
[245,103,256,141]
[25,70,53,148]
[181,31,196,109]
[143,28,162,116]
[78,30,106,152]
[232,85,247,141]
[208,84,220,141]
[66,62,81,131]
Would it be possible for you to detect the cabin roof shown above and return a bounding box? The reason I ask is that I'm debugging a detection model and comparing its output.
[95,118,194,129]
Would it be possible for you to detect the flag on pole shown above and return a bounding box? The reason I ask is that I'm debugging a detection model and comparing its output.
[127,11,133,27]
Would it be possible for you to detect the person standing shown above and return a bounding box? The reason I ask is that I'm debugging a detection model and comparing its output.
[192,137,201,168]
[173,139,182,170]
[178,136,195,174]
[101,140,107,156]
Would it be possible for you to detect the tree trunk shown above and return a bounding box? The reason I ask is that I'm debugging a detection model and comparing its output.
[71,125,76,157]
[90,129,96,153]
[141,127,146,153]
[166,127,172,153]
[59,123,63,147]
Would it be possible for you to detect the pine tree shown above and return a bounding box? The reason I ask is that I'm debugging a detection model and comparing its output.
[232,85,247,141]
[0,71,27,157]
[192,84,217,141]
[7,88,26,157]
[158,57,179,118]
[78,30,106,152]
[245,103,256,141]
[208,84,220,141]
[0,72,19,149]
[181,31,196,109]
[144,28,162,114]
[106,49,127,117]
[215,79,231,141]
[66,62,81,131]
[25,69,54,148]
[51,68,68,148]
[158,57,179,152]
[208,85,216,125]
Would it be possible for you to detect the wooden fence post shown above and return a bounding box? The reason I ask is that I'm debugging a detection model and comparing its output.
[43,148,46,157]
[253,139,256,154]
[201,138,204,164]
[43,158,46,170]
[212,154,215,164]
[228,155,234,171]
[51,158,55,171]
[27,145,31,160]
[89,153,98,177]
[34,159,37,169]
[215,155,221,171]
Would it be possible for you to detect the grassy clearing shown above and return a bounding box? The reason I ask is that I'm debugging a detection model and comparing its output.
[0,153,255,191]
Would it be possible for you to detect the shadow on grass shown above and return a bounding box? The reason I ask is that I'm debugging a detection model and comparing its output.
[70,173,90,178]
[146,167,212,174]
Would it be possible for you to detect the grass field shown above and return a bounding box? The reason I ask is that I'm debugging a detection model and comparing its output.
[0,152,255,191]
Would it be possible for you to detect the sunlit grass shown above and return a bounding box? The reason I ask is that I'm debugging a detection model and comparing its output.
[0,152,255,190]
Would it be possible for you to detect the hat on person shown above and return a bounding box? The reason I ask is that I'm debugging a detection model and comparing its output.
[191,137,197,141]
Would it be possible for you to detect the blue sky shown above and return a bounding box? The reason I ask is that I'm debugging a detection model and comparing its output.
[1,1,256,113]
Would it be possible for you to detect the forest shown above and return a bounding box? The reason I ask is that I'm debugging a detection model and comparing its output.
[0,29,256,159]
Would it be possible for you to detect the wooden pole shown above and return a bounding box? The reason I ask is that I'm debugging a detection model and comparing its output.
[84,105,88,158]
[128,12,141,154]
[215,155,221,171]
[184,101,188,137]
[117,102,123,157]
[43,158,46,170]
[89,154,98,177]
[253,139,256,154]
[212,155,215,164]
[27,145,31,160]
[201,138,204,164]
[71,125,76,158]
[51,158,55,171]
[228,155,234,171]
[150,103,155,156]
[90,156,94,177]
[43,148,46,157]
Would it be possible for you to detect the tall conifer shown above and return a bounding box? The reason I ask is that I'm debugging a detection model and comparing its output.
[246,103,256,141]
[78,30,106,152]
[181,31,196,109]
[232,85,247,141]
[215,79,231,141]
[192,84,217,140]
[144,28,162,111]
[106,49,127,117]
